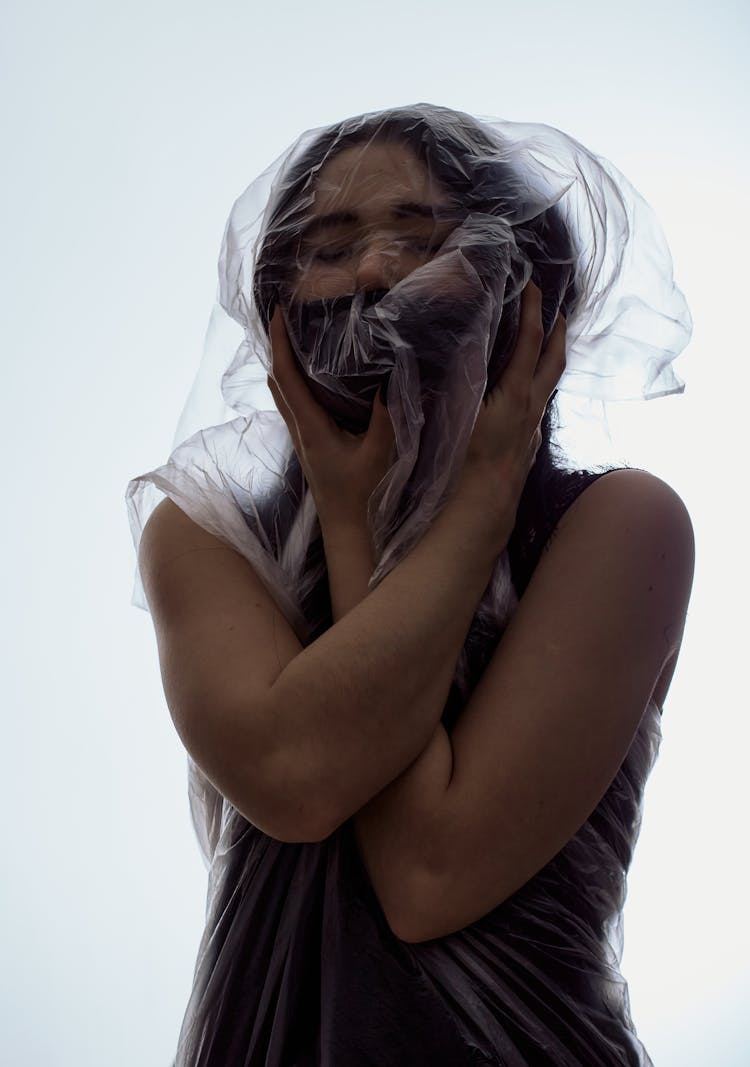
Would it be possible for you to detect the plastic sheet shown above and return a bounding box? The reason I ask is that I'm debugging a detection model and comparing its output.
[125,103,689,1064]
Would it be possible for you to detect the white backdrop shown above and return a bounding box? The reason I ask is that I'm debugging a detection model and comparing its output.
[2,0,748,1063]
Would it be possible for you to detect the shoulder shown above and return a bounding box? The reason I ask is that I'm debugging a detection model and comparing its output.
[140,497,206,564]
[544,468,695,656]
[138,498,239,608]
[556,467,694,563]
[142,496,186,539]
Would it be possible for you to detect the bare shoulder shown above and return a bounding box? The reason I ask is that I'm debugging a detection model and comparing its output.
[555,467,694,572]
[560,465,692,522]
[138,497,242,596]
[142,495,190,537]
[136,496,319,841]
[140,496,216,560]
[550,467,695,708]
[397,468,695,938]
[512,465,695,713]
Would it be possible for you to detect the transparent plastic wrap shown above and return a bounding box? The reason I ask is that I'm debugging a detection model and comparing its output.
[125,103,689,1064]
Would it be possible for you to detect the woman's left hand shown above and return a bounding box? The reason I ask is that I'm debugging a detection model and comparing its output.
[267,306,396,531]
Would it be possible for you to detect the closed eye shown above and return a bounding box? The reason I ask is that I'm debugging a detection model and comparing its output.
[313,247,350,263]
[311,236,438,264]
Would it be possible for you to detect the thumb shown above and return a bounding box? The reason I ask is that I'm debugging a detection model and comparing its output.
[364,384,395,452]
[373,383,395,427]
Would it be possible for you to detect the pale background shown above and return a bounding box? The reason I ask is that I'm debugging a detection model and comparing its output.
[2,0,748,1063]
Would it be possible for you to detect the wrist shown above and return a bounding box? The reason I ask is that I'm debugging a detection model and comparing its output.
[319,514,372,555]
[447,466,518,553]
[320,519,376,622]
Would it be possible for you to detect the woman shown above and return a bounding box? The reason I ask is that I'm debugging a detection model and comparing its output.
[128,104,694,1065]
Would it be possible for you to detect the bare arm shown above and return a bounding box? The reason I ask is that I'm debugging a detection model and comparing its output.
[141,282,563,849]
[317,507,460,938]
[265,471,511,837]
[346,470,694,943]
[140,471,508,846]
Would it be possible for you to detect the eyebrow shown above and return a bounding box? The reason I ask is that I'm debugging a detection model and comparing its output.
[302,202,454,240]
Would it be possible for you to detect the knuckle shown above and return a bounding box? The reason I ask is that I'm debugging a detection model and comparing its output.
[503,376,521,398]
[522,395,537,420]
[507,381,532,409]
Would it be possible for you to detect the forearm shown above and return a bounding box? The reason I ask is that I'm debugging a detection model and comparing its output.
[321,520,376,622]
[265,472,515,835]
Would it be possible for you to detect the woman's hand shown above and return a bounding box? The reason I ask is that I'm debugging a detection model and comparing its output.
[267,306,396,531]
[459,279,567,511]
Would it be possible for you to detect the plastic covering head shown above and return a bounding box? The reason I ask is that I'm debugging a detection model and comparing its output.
[252,109,579,435]
[127,103,692,657]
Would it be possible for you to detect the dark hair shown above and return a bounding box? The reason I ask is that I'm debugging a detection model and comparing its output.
[252,106,617,713]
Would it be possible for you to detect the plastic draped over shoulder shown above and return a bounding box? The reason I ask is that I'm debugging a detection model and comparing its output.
[126,103,692,660]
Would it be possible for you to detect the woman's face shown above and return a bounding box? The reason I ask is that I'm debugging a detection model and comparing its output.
[290,139,458,302]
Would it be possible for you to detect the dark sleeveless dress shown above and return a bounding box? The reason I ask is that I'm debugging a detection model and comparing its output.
[170,468,661,1066]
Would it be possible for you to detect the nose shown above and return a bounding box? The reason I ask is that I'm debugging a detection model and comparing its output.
[355,238,402,290]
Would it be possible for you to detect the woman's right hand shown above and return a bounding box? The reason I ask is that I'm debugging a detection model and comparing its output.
[266,306,396,533]
[458,280,567,514]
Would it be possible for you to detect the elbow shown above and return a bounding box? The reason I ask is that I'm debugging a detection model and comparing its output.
[248,738,337,845]
[262,805,336,846]
[176,709,333,847]
[216,780,332,846]
[233,798,330,845]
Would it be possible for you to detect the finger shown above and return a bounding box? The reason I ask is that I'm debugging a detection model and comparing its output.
[267,371,292,423]
[363,384,396,455]
[269,307,332,440]
[500,280,545,392]
[267,373,302,454]
[532,312,567,407]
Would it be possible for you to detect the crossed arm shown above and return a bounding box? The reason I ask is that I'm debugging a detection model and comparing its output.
[142,464,693,945]
[322,468,694,943]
